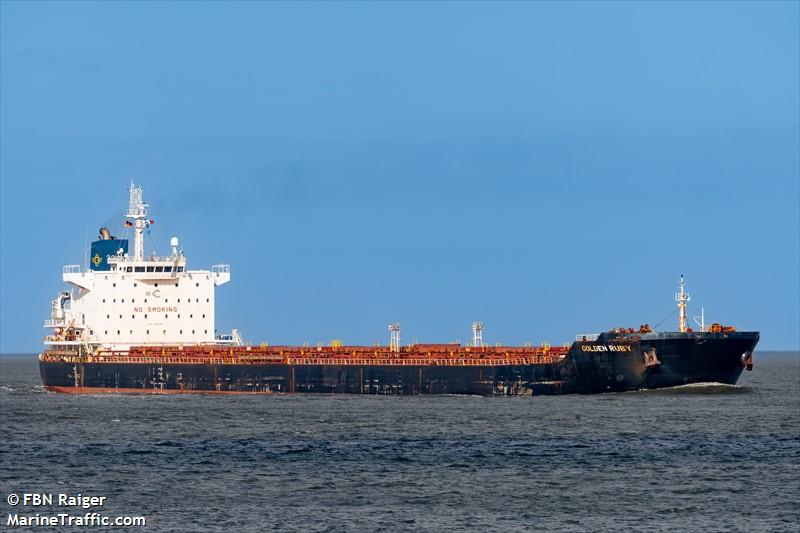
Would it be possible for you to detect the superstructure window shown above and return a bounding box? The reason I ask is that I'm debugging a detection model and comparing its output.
[147,266,154,272]
[119,315,122,319]
[116,330,120,335]
[146,330,149,335]
[144,314,147,319]
[154,283,159,287]
[202,314,205,318]
[165,314,168,319]
[126,267,132,273]
[134,283,137,287]
[196,283,199,287]
[131,315,135,319]
[112,283,116,287]
[102,299,106,303]
[135,267,144,272]
[155,266,164,272]
[106,315,110,319]
[179,330,183,334]
[164,266,172,272]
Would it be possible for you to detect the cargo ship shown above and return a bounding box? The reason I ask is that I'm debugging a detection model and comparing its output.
[39,184,758,395]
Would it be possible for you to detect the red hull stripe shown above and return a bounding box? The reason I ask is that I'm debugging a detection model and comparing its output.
[45,386,277,395]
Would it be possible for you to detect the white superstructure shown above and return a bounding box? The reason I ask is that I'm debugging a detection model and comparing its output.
[44,183,239,353]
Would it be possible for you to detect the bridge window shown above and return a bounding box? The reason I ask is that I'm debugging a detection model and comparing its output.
[164,266,172,272]
[176,267,184,272]
[134,267,144,272]
[155,266,164,272]
[146,266,154,272]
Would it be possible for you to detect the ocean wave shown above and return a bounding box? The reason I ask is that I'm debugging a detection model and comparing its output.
[643,382,752,395]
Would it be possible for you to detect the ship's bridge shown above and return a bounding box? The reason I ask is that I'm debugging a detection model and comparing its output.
[44,182,234,352]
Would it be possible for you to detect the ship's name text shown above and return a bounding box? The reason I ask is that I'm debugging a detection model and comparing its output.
[581,345,632,352]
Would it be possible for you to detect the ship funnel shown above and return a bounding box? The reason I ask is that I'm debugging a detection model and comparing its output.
[99,227,111,240]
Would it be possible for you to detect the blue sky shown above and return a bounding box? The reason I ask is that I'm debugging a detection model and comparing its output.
[1,1,798,352]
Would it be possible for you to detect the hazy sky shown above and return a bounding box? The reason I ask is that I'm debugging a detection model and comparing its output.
[1,1,798,352]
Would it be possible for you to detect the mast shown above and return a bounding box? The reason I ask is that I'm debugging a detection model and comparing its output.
[675,274,691,333]
[125,182,148,261]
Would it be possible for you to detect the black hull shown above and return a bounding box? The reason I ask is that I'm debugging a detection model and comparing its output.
[39,332,759,395]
